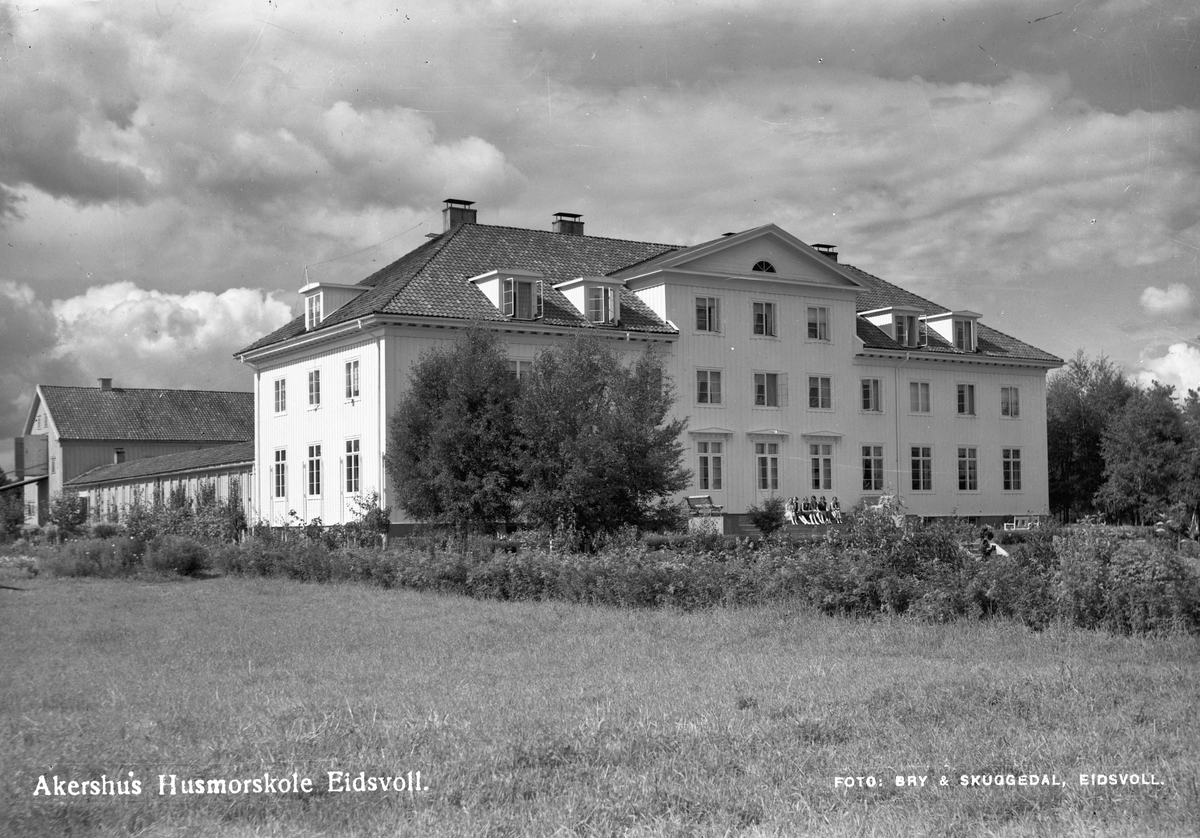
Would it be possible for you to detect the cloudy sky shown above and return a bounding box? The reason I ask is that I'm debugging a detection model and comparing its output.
[1,0,1198,445]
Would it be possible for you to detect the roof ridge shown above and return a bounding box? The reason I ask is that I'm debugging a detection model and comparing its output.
[461,221,682,250]
[39,385,252,394]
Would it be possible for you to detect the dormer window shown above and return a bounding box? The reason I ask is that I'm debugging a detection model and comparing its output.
[586,286,618,324]
[305,293,323,330]
[470,268,545,321]
[752,260,777,273]
[954,319,974,352]
[861,305,922,349]
[552,276,622,325]
[298,280,366,331]
[921,310,981,352]
[503,277,543,320]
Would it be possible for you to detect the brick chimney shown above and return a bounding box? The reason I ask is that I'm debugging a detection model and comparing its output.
[552,212,584,236]
[98,378,113,391]
[442,199,476,231]
[812,243,838,262]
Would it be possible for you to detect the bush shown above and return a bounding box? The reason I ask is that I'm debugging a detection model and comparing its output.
[47,493,87,537]
[746,497,786,538]
[145,535,209,577]
[133,511,1200,635]
[90,522,123,539]
[39,538,144,578]
[1104,542,1200,633]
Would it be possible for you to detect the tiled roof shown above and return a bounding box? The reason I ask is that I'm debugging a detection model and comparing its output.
[237,221,1059,365]
[846,265,1062,364]
[40,387,253,441]
[238,224,681,354]
[66,442,254,487]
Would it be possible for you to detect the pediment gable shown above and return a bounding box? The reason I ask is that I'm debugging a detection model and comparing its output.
[616,225,865,290]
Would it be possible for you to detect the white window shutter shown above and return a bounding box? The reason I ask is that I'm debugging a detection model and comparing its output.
[779,373,788,406]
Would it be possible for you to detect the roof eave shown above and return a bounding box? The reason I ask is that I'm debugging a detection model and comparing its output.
[855,347,1063,368]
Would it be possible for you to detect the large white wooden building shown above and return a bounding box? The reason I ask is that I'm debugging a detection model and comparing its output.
[237,200,1062,534]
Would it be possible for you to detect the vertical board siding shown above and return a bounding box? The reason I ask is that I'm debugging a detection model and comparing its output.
[257,336,380,526]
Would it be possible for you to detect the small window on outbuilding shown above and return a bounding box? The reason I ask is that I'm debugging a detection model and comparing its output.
[114,448,125,464]
[752,260,777,273]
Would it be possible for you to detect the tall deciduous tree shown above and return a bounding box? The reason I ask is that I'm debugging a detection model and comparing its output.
[515,335,690,543]
[0,469,25,541]
[1096,382,1187,525]
[1046,351,1134,520]
[1176,389,1200,530]
[384,328,521,536]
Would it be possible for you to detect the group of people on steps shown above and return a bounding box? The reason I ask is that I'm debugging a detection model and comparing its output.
[783,495,842,526]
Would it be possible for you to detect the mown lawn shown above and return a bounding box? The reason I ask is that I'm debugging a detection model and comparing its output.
[1,575,1197,837]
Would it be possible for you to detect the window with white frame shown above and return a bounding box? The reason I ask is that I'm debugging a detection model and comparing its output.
[954,319,975,352]
[695,296,721,332]
[808,375,832,409]
[1001,386,1021,418]
[308,369,321,407]
[503,277,543,320]
[861,378,882,412]
[273,378,287,413]
[957,383,976,416]
[697,441,723,490]
[862,445,884,491]
[752,260,777,273]
[909,381,931,413]
[697,369,723,405]
[586,286,619,324]
[307,444,322,496]
[345,439,360,494]
[957,446,978,491]
[753,301,777,337]
[810,443,832,490]
[755,442,779,491]
[273,449,287,499]
[305,293,323,329]
[1003,448,1022,491]
[345,360,360,400]
[508,359,534,379]
[807,306,830,341]
[911,446,933,491]
[895,315,916,347]
[754,372,784,407]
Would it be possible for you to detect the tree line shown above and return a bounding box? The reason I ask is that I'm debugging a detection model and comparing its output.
[1049,351,1200,528]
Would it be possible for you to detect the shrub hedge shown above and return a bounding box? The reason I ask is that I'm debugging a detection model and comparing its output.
[15,515,1200,634]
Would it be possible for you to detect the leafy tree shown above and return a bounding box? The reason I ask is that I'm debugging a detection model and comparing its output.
[1095,382,1186,525]
[1046,351,1135,520]
[384,327,521,536]
[515,335,690,544]
[0,470,25,541]
[47,492,87,536]
[1176,389,1200,532]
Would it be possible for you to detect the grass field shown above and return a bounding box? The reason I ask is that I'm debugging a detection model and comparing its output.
[2,574,1198,837]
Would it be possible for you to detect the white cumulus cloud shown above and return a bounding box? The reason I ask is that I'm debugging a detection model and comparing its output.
[1140,283,1195,318]
[51,283,294,391]
[1136,341,1200,393]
